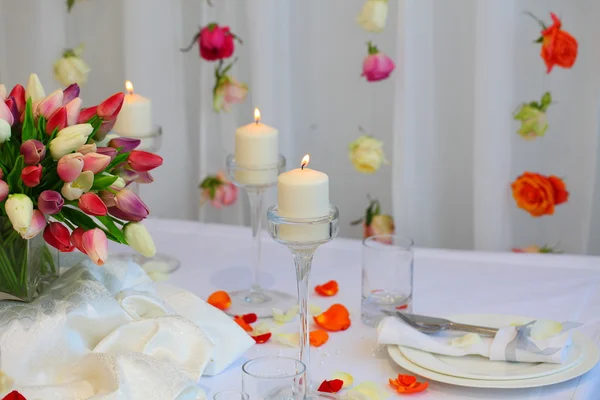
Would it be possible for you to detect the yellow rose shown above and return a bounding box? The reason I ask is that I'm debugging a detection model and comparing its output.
[348,135,388,174]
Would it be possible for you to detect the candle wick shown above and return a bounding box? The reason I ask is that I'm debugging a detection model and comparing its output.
[255,119,260,125]
[301,164,305,170]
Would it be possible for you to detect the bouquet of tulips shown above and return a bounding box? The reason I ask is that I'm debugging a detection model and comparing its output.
[0,74,162,300]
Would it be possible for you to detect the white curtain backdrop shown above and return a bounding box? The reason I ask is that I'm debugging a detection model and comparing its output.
[1,0,599,254]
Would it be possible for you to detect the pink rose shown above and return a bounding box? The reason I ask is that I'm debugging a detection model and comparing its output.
[199,24,235,61]
[364,214,395,243]
[361,41,395,82]
[200,171,238,208]
[213,75,248,112]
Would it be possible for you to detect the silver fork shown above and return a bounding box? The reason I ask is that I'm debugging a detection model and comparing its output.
[382,310,498,336]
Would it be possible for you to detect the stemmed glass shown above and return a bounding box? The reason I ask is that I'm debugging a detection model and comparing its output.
[266,205,339,384]
[225,154,295,317]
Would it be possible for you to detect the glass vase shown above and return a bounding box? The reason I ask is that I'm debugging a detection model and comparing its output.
[0,217,59,302]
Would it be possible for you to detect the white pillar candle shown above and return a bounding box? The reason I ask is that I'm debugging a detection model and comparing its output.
[277,155,330,241]
[234,108,279,184]
[113,81,153,137]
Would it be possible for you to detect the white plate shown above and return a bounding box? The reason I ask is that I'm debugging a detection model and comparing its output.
[400,314,583,380]
[388,316,599,389]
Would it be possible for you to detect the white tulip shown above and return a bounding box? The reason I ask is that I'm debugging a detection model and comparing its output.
[25,73,46,102]
[53,45,91,86]
[57,123,93,138]
[61,171,94,200]
[0,84,6,100]
[49,124,93,160]
[357,0,388,33]
[5,194,33,236]
[0,119,11,144]
[124,222,156,257]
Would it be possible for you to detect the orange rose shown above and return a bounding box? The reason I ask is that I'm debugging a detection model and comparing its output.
[511,172,569,217]
[540,12,578,73]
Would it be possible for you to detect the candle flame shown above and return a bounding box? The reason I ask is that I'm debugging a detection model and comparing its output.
[301,154,310,170]
[254,108,261,124]
[125,80,134,95]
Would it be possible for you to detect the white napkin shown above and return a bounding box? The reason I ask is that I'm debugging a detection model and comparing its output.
[0,259,253,399]
[377,316,574,363]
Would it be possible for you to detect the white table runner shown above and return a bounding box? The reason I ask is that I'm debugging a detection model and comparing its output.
[118,219,600,400]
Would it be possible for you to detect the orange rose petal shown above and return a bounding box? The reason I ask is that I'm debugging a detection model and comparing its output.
[396,304,408,310]
[252,332,272,344]
[207,290,231,310]
[234,316,253,332]
[313,304,351,331]
[309,330,329,347]
[315,280,339,297]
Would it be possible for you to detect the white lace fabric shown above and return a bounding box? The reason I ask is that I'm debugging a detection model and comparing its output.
[0,259,254,400]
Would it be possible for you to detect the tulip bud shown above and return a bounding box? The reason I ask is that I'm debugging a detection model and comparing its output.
[110,177,126,191]
[99,191,116,207]
[61,170,93,201]
[96,146,117,161]
[112,189,149,221]
[79,192,108,216]
[49,124,92,160]
[4,97,19,123]
[127,150,163,172]
[108,137,141,153]
[65,97,82,126]
[82,153,111,174]
[97,92,125,121]
[96,119,116,140]
[135,171,154,184]
[70,227,86,254]
[36,89,64,118]
[82,228,108,265]
[21,165,42,187]
[43,222,74,252]
[118,168,138,185]
[77,106,97,124]
[0,84,6,100]
[124,222,156,257]
[0,180,8,202]
[0,119,11,143]
[9,84,26,113]
[22,209,46,239]
[5,194,33,235]
[0,100,14,126]
[20,139,46,165]
[25,73,46,102]
[38,190,64,215]
[77,143,97,155]
[46,107,68,135]
[62,83,80,105]
[57,152,84,182]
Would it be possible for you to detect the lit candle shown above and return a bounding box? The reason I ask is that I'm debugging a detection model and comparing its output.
[234,108,279,184]
[113,81,153,137]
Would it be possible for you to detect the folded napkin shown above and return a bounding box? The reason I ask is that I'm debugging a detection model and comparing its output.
[377,316,578,363]
[0,259,253,399]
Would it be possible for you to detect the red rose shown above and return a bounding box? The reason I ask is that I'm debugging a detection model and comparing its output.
[198,24,235,61]
[540,12,578,73]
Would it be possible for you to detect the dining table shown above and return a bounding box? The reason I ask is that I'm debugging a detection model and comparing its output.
[129,218,600,400]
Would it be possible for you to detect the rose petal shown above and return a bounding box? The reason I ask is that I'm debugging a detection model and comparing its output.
[530,319,563,340]
[252,332,272,344]
[309,330,329,347]
[273,305,299,324]
[315,280,339,296]
[242,313,258,324]
[313,304,351,331]
[317,379,344,393]
[331,372,354,389]
[252,321,274,335]
[348,381,388,400]
[234,316,253,332]
[207,290,231,311]
[274,332,300,347]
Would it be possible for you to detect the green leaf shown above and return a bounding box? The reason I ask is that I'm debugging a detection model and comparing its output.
[534,36,544,44]
[96,216,126,244]
[37,117,47,141]
[91,174,119,191]
[61,206,119,242]
[540,91,552,109]
[107,153,128,171]
[6,156,24,193]
[21,99,35,142]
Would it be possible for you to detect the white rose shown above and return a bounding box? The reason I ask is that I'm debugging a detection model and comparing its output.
[357,0,388,33]
[348,135,389,174]
[53,45,91,86]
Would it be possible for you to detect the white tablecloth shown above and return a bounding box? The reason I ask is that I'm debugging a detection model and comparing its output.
[117,219,600,400]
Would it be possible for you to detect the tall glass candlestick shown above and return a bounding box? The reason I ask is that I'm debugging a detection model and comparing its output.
[267,204,339,385]
[225,154,295,317]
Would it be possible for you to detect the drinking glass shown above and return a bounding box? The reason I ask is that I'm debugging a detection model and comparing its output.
[242,356,306,400]
[361,235,414,327]
[213,391,249,400]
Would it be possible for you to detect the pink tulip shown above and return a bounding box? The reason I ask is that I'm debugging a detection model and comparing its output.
[79,192,108,216]
[37,90,64,118]
[38,190,64,215]
[118,167,138,185]
[96,146,118,161]
[0,180,8,202]
[21,165,42,187]
[20,139,46,165]
[8,84,25,113]
[97,93,125,121]
[82,228,108,265]
[97,119,116,138]
[46,107,68,135]
[57,153,84,182]
[82,153,111,174]
[77,143,97,155]
[62,83,80,105]
[4,97,19,123]
[361,42,395,82]
[99,191,116,207]
[108,137,141,153]
[135,171,154,184]
[70,227,86,254]
[112,189,149,221]
[43,222,74,252]
[127,150,163,172]
[22,209,46,239]
[0,100,14,126]
[77,106,97,123]
[65,97,82,126]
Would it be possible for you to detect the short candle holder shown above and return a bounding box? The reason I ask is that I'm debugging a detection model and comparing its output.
[225,154,295,317]
[266,204,339,386]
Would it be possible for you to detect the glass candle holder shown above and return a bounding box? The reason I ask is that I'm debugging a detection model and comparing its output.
[266,205,339,384]
[225,154,295,317]
[242,356,306,400]
[213,391,249,400]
